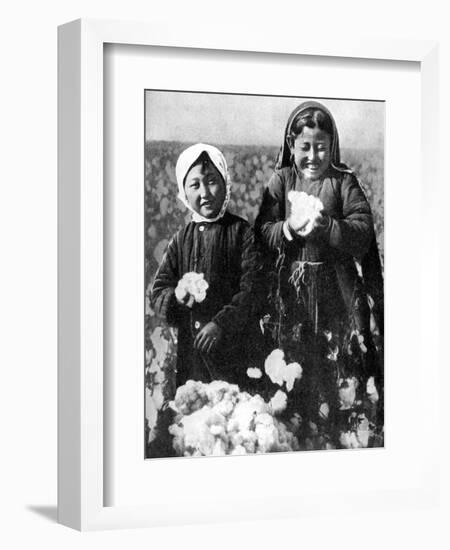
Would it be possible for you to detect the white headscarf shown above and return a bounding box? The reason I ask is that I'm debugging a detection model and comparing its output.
[175,143,231,223]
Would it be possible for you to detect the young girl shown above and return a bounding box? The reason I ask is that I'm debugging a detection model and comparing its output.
[150,143,264,389]
[255,101,384,438]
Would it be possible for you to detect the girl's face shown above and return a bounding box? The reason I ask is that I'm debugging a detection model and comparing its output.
[184,158,226,219]
[289,126,331,181]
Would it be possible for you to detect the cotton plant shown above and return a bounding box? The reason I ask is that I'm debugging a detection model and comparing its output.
[153,345,383,456]
[287,191,324,236]
[145,325,176,443]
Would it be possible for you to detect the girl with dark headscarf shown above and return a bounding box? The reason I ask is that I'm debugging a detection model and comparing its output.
[255,101,384,446]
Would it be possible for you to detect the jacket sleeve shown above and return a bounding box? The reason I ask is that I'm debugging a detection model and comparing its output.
[316,173,374,259]
[149,235,183,326]
[212,225,264,334]
[254,171,303,252]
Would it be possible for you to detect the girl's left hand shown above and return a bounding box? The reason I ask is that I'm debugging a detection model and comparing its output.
[299,213,328,238]
[194,321,222,354]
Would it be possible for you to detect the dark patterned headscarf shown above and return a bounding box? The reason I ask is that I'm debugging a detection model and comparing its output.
[276,100,351,174]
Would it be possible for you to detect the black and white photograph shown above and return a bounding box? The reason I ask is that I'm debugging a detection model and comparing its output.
[144,91,384,459]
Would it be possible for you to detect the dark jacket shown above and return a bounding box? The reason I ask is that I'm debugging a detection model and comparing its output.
[256,99,384,334]
[150,212,265,387]
[255,165,384,336]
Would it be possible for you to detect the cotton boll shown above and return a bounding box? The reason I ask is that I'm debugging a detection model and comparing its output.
[209,424,224,436]
[229,431,243,448]
[230,396,267,432]
[240,431,258,453]
[175,281,188,303]
[255,422,277,453]
[338,377,358,410]
[173,380,209,415]
[356,414,371,448]
[246,367,263,379]
[214,398,235,418]
[180,407,217,455]
[265,349,285,371]
[180,272,209,303]
[212,439,227,456]
[207,380,240,405]
[169,379,299,456]
[270,390,288,414]
[255,412,274,426]
[319,402,330,420]
[284,362,302,392]
[169,423,186,455]
[264,348,286,386]
[348,329,367,355]
[366,377,379,404]
[288,191,324,236]
[339,414,371,449]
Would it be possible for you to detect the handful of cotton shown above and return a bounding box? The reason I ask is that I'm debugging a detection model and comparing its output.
[175,272,209,308]
[287,191,324,236]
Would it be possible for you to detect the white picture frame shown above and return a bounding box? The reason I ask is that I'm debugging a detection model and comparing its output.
[58,18,440,531]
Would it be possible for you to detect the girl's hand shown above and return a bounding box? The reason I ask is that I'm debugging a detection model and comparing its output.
[289,212,327,238]
[175,281,194,308]
[287,214,309,235]
[302,213,329,238]
[194,322,222,354]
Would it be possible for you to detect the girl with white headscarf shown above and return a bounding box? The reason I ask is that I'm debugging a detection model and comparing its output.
[151,144,265,388]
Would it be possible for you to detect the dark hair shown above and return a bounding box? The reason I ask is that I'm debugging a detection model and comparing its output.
[289,107,334,140]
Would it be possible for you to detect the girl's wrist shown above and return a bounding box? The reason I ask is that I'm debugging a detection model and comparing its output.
[283,220,294,241]
[284,220,304,241]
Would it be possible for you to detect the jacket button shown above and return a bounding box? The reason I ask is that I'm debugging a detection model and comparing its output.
[194,321,201,329]
[199,225,205,232]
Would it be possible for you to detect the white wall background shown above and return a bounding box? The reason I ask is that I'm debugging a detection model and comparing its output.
[1,1,448,548]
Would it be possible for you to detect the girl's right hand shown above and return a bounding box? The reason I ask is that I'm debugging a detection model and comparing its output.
[175,283,194,308]
[287,214,310,236]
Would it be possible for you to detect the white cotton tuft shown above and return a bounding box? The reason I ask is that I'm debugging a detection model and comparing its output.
[270,390,288,414]
[168,380,299,456]
[287,191,324,236]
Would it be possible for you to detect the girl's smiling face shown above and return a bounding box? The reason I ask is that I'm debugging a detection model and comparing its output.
[289,126,331,181]
[184,158,226,219]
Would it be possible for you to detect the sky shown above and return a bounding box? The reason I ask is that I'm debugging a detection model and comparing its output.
[145,91,384,150]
